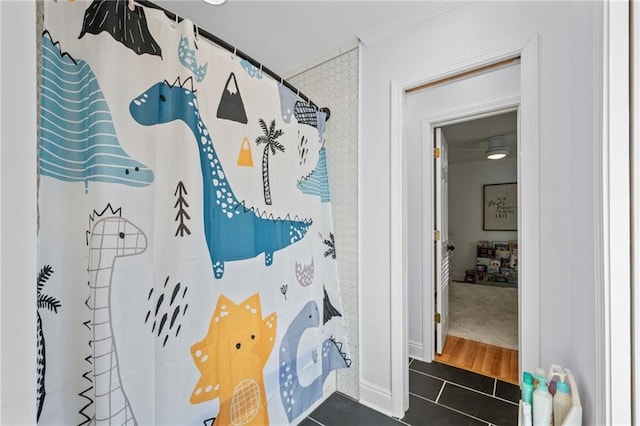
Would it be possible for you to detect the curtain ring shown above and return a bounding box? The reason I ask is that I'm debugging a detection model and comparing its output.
[231,46,237,60]
[171,13,178,29]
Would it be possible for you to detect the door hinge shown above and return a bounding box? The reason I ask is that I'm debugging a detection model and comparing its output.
[434,147,440,159]
[435,312,441,324]
[434,230,441,241]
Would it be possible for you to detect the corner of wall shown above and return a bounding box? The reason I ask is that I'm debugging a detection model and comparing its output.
[288,48,361,400]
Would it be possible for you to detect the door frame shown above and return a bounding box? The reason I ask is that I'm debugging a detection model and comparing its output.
[421,99,521,362]
[389,34,540,416]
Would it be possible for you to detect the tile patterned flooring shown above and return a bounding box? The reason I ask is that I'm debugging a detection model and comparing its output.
[303,359,519,426]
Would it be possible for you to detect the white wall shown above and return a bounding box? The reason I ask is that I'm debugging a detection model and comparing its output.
[360,1,600,422]
[404,64,520,357]
[289,48,360,399]
[0,0,38,423]
[449,158,518,281]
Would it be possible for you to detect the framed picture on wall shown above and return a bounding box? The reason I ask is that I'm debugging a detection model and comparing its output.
[483,182,517,231]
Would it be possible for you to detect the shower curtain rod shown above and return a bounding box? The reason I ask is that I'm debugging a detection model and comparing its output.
[136,0,330,121]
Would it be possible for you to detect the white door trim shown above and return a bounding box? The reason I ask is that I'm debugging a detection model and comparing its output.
[632,1,640,424]
[600,1,631,424]
[420,98,521,362]
[389,34,539,418]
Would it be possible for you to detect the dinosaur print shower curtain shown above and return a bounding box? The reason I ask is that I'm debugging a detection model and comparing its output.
[37,2,350,424]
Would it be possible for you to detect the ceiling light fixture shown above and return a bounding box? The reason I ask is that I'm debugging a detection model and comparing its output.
[203,0,226,4]
[485,135,509,160]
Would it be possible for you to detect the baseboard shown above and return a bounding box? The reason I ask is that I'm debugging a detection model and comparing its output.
[359,379,393,417]
[408,340,424,361]
[452,271,465,282]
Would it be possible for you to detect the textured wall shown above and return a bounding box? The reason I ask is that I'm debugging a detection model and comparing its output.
[289,48,360,399]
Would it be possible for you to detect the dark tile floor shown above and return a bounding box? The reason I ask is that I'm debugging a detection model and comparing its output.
[304,358,519,426]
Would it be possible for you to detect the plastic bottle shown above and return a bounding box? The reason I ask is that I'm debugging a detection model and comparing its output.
[533,370,547,391]
[522,372,534,404]
[548,376,558,396]
[533,379,553,426]
[522,401,533,426]
[553,380,572,426]
[547,365,563,396]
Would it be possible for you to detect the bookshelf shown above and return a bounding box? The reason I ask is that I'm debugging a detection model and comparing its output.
[473,240,518,286]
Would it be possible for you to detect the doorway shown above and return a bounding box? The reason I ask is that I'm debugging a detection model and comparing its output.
[432,112,519,384]
[389,35,539,418]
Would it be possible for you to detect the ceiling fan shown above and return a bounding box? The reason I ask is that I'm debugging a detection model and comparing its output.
[458,133,516,160]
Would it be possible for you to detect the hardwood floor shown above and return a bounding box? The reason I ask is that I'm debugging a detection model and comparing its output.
[434,335,519,385]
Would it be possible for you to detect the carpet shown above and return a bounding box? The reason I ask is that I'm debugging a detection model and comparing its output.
[448,281,518,350]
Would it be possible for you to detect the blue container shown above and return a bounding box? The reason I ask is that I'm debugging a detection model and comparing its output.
[522,372,534,404]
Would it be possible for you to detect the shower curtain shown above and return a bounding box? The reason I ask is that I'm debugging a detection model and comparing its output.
[37,1,350,424]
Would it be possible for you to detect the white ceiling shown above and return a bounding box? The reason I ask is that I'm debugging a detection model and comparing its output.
[153,1,457,76]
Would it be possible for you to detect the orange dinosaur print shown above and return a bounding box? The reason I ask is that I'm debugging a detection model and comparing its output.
[190,293,277,425]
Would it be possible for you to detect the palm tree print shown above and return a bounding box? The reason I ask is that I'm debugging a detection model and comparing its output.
[255,118,285,205]
[36,265,61,421]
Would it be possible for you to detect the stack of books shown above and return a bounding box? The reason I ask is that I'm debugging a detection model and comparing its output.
[475,240,518,284]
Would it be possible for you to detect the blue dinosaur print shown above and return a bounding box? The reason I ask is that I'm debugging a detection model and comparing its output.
[39,32,154,192]
[279,300,350,422]
[297,147,330,202]
[240,59,263,79]
[178,36,208,82]
[130,78,312,279]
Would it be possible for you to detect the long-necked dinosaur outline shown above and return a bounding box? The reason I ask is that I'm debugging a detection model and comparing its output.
[83,215,148,425]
